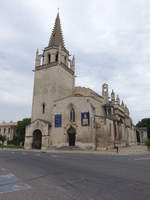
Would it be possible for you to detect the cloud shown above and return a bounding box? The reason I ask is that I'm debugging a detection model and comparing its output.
[0,0,150,123]
[0,66,33,105]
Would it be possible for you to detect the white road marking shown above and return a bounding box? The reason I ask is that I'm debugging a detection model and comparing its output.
[12,184,31,192]
[36,153,41,156]
[134,157,150,161]
[51,155,60,158]
[1,173,14,178]
[1,168,6,171]
[22,152,27,155]
[0,173,31,194]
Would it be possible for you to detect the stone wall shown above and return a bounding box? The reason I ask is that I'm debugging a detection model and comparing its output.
[24,119,50,150]
[50,95,113,149]
[32,64,74,122]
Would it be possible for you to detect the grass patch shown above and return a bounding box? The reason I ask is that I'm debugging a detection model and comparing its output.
[0,144,23,149]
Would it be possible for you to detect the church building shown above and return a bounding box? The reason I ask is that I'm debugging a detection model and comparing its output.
[24,13,136,150]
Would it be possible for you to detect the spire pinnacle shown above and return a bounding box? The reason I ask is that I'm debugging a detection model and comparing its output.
[116,94,120,105]
[111,89,115,95]
[72,55,75,65]
[111,89,115,104]
[36,48,39,55]
[121,100,124,108]
[48,13,65,49]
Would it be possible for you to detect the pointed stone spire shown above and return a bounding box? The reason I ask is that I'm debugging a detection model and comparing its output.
[125,104,129,115]
[111,89,115,104]
[35,48,40,67]
[36,48,39,55]
[116,94,120,105]
[48,13,65,49]
[72,56,75,66]
[121,100,124,108]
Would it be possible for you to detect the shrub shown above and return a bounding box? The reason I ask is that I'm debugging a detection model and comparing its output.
[145,139,150,146]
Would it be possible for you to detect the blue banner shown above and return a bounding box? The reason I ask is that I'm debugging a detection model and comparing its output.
[81,112,90,126]
[55,114,62,128]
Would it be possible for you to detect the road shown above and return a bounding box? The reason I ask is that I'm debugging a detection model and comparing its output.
[0,150,150,200]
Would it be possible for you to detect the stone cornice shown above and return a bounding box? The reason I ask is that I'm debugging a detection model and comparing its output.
[54,94,103,104]
[31,119,51,126]
[35,62,74,75]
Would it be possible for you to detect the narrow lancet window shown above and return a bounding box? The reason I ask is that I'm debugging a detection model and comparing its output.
[64,56,67,64]
[48,54,51,64]
[70,108,75,122]
[56,52,58,62]
[42,103,45,114]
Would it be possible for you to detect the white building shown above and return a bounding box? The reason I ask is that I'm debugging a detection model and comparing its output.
[0,121,17,141]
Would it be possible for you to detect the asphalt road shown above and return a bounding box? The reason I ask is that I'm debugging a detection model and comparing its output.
[0,150,150,200]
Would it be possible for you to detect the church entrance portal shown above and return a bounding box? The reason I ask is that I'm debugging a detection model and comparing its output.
[67,126,76,146]
[32,130,42,149]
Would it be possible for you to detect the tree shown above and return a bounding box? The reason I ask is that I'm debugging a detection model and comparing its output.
[136,118,150,139]
[136,130,141,144]
[0,135,6,148]
[13,118,31,146]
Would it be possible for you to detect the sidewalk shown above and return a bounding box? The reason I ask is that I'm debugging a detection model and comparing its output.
[0,145,149,156]
[113,145,149,155]
[39,145,150,156]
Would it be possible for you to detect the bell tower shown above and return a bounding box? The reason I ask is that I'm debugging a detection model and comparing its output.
[32,13,75,122]
[42,13,70,67]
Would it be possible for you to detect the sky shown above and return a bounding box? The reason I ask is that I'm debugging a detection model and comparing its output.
[0,0,150,124]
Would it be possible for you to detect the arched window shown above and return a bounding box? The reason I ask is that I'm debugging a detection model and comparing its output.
[70,108,75,122]
[42,103,45,114]
[55,52,58,62]
[48,54,51,64]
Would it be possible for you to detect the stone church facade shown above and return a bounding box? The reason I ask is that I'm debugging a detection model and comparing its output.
[24,13,136,150]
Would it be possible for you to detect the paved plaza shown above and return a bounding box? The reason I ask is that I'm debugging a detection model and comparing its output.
[0,148,150,200]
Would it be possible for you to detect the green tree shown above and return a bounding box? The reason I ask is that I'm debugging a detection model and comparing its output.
[136,118,150,139]
[136,130,141,143]
[0,135,6,148]
[13,118,31,146]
